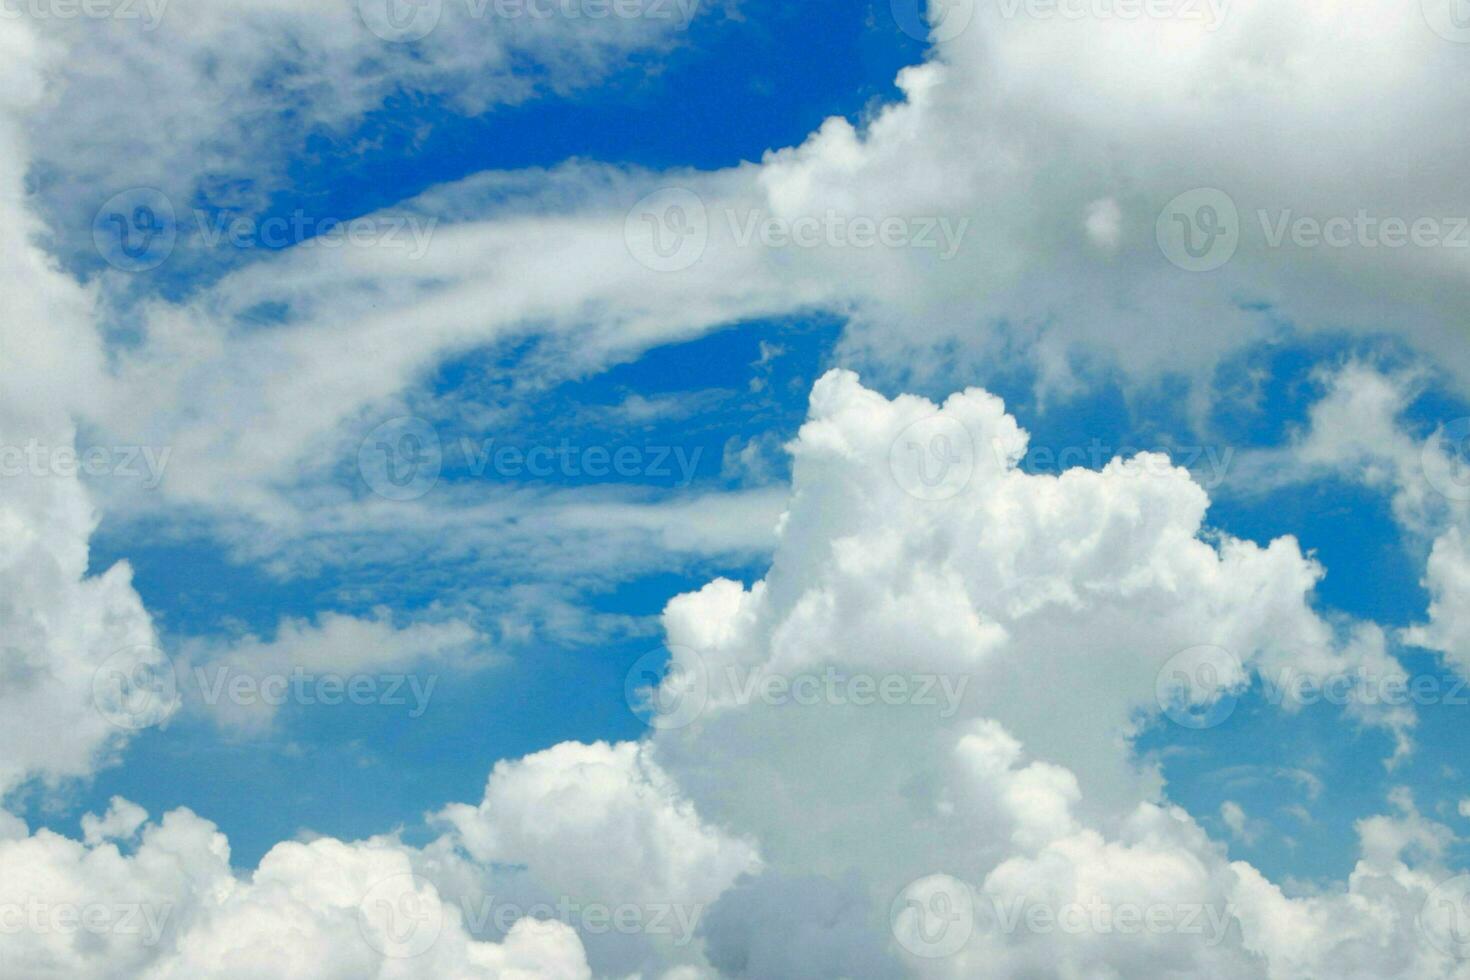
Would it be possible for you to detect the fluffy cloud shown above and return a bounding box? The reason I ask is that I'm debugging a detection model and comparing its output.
[4,368,1468,978]
[0,801,594,980]
[0,16,165,797]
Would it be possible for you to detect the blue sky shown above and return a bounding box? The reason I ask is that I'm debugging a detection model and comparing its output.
[10,2,1470,977]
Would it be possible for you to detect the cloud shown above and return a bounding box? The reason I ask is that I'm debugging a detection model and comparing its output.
[177,609,495,734]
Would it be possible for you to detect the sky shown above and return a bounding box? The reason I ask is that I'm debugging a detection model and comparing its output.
[6,0,1470,977]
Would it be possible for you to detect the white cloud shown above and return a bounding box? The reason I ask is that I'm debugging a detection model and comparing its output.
[177,609,495,734]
